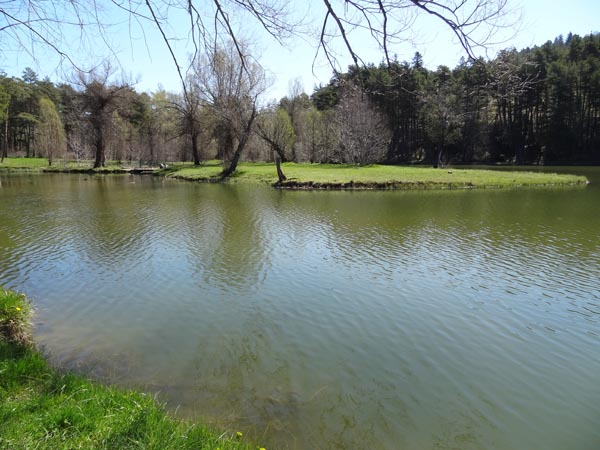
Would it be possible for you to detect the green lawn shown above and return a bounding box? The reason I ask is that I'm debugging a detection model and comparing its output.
[0,157,51,169]
[0,288,262,450]
[0,157,128,172]
[1,157,589,188]
[165,161,588,189]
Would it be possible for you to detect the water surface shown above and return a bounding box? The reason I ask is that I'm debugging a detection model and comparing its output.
[1,169,599,449]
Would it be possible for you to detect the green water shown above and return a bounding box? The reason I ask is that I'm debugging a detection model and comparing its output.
[0,169,599,449]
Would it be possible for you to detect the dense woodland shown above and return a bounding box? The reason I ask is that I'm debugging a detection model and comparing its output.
[1,32,599,169]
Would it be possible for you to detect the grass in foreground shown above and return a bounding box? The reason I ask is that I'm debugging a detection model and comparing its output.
[164,161,588,189]
[0,288,261,450]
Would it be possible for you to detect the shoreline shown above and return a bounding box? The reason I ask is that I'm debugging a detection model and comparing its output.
[0,158,590,189]
[0,288,260,450]
[158,162,590,189]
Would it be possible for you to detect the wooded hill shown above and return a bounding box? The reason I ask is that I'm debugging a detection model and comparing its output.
[1,32,599,168]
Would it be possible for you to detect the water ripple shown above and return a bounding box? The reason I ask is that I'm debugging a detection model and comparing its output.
[1,174,599,450]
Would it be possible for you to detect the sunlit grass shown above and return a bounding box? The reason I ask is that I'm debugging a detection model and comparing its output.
[0,157,128,172]
[165,162,588,189]
[0,157,50,169]
[1,157,588,188]
[0,288,260,450]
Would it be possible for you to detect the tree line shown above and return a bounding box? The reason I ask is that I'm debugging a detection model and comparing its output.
[1,32,599,171]
[312,32,600,166]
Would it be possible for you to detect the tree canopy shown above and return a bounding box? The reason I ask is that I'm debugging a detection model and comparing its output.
[1,32,599,169]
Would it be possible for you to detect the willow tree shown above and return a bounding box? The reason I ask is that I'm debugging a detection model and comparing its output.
[75,66,130,168]
[35,96,66,166]
[256,106,295,182]
[193,43,267,178]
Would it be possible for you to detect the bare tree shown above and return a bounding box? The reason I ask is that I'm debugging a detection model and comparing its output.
[193,42,267,178]
[143,1,516,84]
[334,82,390,164]
[316,0,517,71]
[168,73,210,166]
[4,1,515,100]
[74,64,131,168]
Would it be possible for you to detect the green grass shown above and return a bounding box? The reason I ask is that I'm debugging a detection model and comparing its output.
[0,157,50,170]
[0,157,140,173]
[0,288,263,450]
[164,161,589,189]
[2,157,589,188]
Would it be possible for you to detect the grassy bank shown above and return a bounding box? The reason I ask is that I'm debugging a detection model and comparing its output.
[0,157,137,173]
[0,157,51,170]
[1,157,589,188]
[164,161,589,189]
[0,288,260,450]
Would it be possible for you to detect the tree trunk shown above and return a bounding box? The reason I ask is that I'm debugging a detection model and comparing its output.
[93,131,105,168]
[221,146,243,178]
[191,131,201,165]
[221,107,257,179]
[275,153,287,183]
[1,118,7,162]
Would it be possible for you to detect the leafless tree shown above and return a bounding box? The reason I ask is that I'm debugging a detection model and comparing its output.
[193,42,267,178]
[334,81,390,164]
[3,1,516,83]
[168,73,210,165]
[74,64,131,168]
[316,1,516,70]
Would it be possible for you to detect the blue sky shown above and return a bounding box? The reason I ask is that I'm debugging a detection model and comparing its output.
[1,0,599,100]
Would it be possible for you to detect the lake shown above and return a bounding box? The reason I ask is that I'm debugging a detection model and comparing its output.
[1,168,599,449]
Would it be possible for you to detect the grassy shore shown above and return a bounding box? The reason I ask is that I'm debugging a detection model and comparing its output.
[0,157,133,173]
[164,161,588,189]
[1,157,589,188]
[0,288,260,450]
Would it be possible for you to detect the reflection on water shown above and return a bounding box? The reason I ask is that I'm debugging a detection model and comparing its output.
[1,171,599,450]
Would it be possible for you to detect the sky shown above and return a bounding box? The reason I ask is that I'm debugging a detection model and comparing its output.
[1,0,599,100]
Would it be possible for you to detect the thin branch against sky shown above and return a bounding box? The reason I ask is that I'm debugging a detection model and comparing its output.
[1,0,599,99]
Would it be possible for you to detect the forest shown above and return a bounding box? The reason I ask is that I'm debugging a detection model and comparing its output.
[1,32,599,169]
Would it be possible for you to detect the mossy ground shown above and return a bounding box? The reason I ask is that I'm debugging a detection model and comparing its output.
[0,289,261,450]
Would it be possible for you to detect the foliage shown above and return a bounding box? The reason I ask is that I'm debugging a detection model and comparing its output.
[311,32,600,165]
[1,32,599,167]
[35,97,67,165]
[256,106,295,161]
